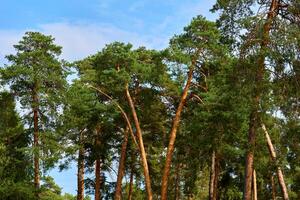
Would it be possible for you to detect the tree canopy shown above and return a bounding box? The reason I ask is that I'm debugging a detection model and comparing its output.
[0,1,299,200]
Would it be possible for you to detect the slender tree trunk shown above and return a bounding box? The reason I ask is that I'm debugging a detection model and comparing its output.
[77,131,85,200]
[161,65,195,200]
[243,1,279,199]
[114,127,129,200]
[95,159,101,200]
[33,86,40,191]
[213,159,220,200]
[125,86,152,200]
[261,123,289,200]
[271,175,276,200]
[244,112,257,200]
[128,159,134,200]
[95,127,101,200]
[253,169,257,200]
[209,151,216,200]
[209,151,220,200]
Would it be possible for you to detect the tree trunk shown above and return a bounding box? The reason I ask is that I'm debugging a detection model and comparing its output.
[33,86,40,191]
[125,86,152,200]
[252,169,257,200]
[128,159,134,200]
[95,127,101,200]
[243,1,279,199]
[95,159,101,200]
[271,175,276,200]
[261,123,289,200]
[244,112,257,200]
[114,127,129,200]
[77,131,85,200]
[161,65,194,200]
[209,151,219,200]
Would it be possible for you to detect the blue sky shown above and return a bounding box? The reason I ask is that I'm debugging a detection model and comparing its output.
[1,0,217,196]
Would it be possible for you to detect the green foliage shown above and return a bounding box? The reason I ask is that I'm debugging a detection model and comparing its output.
[0,91,34,199]
[0,2,299,199]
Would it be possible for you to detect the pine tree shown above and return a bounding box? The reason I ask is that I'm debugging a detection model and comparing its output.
[0,91,34,199]
[1,31,67,193]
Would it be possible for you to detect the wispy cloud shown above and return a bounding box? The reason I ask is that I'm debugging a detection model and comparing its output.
[0,22,169,64]
[0,1,217,64]
[0,30,26,64]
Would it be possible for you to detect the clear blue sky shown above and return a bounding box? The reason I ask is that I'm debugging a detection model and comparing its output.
[0,0,217,196]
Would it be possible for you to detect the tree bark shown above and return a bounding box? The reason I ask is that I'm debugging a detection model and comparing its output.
[95,159,101,200]
[95,127,101,200]
[252,169,257,200]
[271,175,276,200]
[161,65,194,200]
[77,131,85,200]
[244,112,257,200]
[209,151,216,200]
[261,123,289,200]
[209,151,219,200]
[125,86,152,200]
[128,156,134,200]
[114,127,129,200]
[33,85,40,191]
[243,1,279,199]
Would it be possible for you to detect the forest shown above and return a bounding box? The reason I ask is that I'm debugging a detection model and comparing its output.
[0,0,299,200]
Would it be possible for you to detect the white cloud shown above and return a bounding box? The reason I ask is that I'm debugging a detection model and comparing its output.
[0,22,169,64]
[0,30,26,64]
[0,1,217,64]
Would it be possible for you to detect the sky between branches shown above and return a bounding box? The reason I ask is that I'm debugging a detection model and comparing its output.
[0,0,217,195]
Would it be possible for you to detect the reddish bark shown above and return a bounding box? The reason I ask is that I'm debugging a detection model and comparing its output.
[114,127,129,200]
[33,85,40,191]
[95,127,101,200]
[261,123,289,200]
[77,131,85,200]
[161,65,194,200]
[125,86,152,200]
[95,159,101,200]
[243,1,279,199]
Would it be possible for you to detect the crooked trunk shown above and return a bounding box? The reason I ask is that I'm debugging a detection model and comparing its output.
[261,123,289,200]
[161,65,194,200]
[243,1,279,199]
[114,127,129,200]
[125,86,152,200]
[77,131,85,200]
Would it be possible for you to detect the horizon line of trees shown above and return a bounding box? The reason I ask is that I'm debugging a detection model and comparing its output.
[0,0,299,200]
